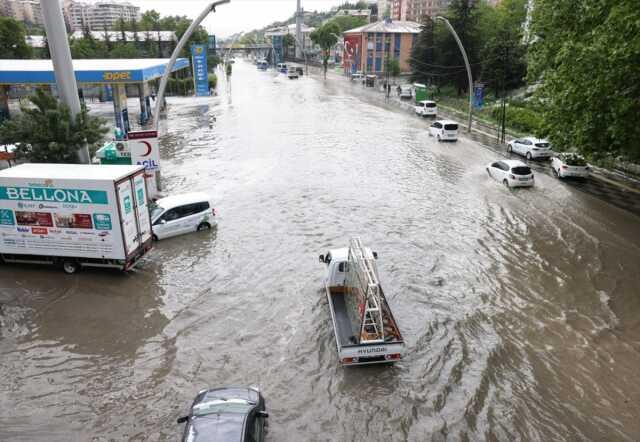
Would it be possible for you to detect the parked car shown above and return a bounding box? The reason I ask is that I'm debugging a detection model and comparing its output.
[551,152,591,179]
[486,159,535,188]
[150,192,216,240]
[365,75,376,87]
[414,100,437,117]
[399,84,413,99]
[507,137,553,160]
[287,68,299,79]
[295,67,304,76]
[428,120,459,142]
[277,63,287,73]
[177,387,268,442]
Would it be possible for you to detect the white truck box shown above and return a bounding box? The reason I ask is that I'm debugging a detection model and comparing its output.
[0,163,152,273]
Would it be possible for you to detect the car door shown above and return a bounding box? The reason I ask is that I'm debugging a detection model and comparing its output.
[175,203,202,235]
[489,162,502,180]
[153,208,181,239]
[522,139,532,156]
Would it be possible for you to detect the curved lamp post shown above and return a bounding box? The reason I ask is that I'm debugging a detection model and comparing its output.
[153,0,230,130]
[435,16,473,133]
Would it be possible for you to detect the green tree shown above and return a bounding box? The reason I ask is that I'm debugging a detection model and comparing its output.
[283,34,295,58]
[140,10,161,31]
[310,22,340,78]
[328,15,367,33]
[0,17,33,59]
[0,90,108,163]
[385,57,401,80]
[528,0,640,161]
[110,42,138,58]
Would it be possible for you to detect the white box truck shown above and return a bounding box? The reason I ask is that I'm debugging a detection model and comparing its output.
[0,164,153,273]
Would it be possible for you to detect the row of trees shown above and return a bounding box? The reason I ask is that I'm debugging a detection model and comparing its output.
[410,0,640,162]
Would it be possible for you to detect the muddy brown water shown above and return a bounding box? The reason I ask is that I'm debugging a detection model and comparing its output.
[1,61,640,441]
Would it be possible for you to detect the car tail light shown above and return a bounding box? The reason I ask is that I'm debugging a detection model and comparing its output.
[510,174,516,179]
[341,357,357,364]
[385,353,401,361]
[561,165,568,169]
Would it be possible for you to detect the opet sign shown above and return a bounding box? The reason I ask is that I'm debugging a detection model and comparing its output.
[103,71,132,81]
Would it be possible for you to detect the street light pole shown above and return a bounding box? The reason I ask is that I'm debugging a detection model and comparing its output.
[435,16,473,133]
[291,34,308,75]
[153,0,230,130]
[40,0,90,164]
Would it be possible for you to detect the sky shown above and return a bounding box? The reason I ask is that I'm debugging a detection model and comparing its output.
[126,0,348,38]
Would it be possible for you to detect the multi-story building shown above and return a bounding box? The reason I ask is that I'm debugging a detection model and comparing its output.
[388,0,459,22]
[65,0,141,32]
[343,19,421,74]
[1,0,44,26]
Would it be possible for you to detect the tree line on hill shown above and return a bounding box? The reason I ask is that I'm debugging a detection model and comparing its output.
[410,0,639,162]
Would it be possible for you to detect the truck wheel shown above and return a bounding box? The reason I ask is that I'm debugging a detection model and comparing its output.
[197,222,211,231]
[62,260,80,274]
[152,234,159,241]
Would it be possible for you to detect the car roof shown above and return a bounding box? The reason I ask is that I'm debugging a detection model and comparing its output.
[522,137,549,143]
[419,100,436,104]
[501,159,529,167]
[435,119,458,125]
[155,192,211,209]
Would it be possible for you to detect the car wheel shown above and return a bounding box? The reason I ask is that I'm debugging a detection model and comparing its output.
[152,234,159,241]
[437,135,441,142]
[197,222,211,231]
[507,144,512,153]
[62,260,80,274]
[526,152,532,160]
[503,179,510,189]
[552,167,558,178]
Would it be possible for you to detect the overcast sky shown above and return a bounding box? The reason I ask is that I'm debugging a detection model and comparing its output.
[126,0,347,38]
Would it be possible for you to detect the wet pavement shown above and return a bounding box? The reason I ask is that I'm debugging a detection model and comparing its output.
[1,60,640,441]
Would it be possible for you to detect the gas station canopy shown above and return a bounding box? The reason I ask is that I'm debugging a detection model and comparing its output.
[0,58,190,85]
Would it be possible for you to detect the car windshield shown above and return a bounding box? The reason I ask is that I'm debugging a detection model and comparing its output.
[444,124,458,131]
[193,399,254,417]
[149,202,164,219]
[425,102,436,108]
[564,155,587,166]
[512,166,532,175]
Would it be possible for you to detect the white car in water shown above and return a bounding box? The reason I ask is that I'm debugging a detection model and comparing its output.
[486,159,535,188]
[507,137,553,160]
[150,192,216,240]
[551,152,591,179]
[429,120,458,142]
[414,100,437,117]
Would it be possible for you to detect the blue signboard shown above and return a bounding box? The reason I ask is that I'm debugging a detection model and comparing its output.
[191,44,209,96]
[474,85,484,109]
[272,36,283,65]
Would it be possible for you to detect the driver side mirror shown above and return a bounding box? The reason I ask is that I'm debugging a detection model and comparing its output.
[319,254,325,263]
[177,416,188,424]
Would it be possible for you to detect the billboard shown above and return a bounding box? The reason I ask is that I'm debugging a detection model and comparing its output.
[191,44,209,96]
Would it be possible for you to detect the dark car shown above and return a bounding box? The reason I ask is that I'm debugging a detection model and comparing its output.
[178,387,268,442]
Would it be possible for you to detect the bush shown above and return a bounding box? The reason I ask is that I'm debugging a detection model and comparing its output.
[491,104,543,135]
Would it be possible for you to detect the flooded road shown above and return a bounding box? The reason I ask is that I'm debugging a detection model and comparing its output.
[2,60,640,441]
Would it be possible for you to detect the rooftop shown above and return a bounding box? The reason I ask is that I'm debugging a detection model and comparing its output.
[344,20,422,34]
[0,163,143,181]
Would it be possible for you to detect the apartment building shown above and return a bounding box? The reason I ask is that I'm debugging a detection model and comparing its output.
[1,0,43,26]
[388,0,455,22]
[65,0,141,31]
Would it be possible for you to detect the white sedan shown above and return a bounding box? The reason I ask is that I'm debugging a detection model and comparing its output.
[551,153,591,179]
[507,137,553,160]
[486,159,535,188]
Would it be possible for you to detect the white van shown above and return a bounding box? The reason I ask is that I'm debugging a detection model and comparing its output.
[414,100,437,117]
[150,192,216,240]
[429,120,459,142]
[277,63,287,73]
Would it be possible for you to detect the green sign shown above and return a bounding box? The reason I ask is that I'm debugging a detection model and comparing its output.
[0,209,14,225]
[0,187,109,205]
[93,213,112,230]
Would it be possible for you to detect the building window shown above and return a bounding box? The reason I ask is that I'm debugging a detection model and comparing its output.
[375,57,382,72]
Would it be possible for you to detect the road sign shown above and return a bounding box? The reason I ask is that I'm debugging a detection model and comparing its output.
[191,44,209,96]
[129,130,160,172]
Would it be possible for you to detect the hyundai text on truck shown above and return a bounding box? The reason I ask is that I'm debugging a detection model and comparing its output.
[319,238,404,366]
[0,164,153,273]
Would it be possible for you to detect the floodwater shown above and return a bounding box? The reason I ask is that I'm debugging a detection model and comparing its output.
[1,60,640,441]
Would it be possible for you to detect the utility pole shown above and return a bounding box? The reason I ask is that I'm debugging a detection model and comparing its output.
[40,0,89,164]
[295,0,303,60]
[499,45,509,144]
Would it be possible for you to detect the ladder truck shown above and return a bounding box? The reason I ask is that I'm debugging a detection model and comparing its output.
[319,238,404,366]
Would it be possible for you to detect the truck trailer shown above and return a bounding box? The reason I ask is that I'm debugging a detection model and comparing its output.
[0,164,153,273]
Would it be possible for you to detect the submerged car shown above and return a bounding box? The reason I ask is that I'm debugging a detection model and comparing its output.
[150,192,216,240]
[487,159,535,188]
[551,152,591,179]
[429,120,459,142]
[507,137,553,160]
[178,387,268,442]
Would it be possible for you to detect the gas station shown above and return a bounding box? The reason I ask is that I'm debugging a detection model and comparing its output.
[0,58,190,133]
